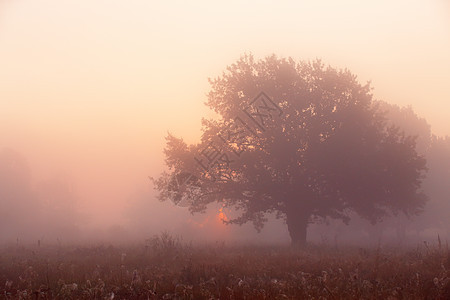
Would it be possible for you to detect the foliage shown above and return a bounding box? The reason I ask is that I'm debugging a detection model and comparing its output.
[152,54,427,245]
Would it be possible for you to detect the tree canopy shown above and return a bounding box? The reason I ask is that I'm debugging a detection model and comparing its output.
[152,54,427,245]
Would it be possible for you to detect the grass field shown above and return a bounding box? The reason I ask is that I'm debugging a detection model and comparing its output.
[1,233,449,299]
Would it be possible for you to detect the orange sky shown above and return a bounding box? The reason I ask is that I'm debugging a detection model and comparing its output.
[0,0,449,228]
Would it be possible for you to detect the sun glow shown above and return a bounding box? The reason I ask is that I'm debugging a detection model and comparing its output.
[217,207,228,223]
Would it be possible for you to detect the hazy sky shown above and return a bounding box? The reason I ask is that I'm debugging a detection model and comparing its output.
[0,0,449,228]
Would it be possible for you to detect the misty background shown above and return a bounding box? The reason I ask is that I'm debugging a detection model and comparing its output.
[0,0,449,246]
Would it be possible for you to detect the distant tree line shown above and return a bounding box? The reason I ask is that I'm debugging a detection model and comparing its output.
[0,148,81,243]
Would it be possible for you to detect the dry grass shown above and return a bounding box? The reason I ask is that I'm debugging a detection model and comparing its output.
[1,235,449,299]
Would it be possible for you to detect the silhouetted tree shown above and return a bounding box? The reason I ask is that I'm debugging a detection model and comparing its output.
[347,102,432,243]
[417,136,450,234]
[152,54,427,246]
[351,103,450,242]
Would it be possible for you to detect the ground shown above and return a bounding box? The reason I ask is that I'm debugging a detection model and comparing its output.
[1,235,449,299]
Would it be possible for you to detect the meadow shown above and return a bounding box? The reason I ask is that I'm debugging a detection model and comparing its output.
[1,233,449,299]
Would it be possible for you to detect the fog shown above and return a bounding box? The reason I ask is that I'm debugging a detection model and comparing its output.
[0,0,449,247]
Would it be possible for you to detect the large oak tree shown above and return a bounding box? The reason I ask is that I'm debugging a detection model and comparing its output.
[152,54,427,246]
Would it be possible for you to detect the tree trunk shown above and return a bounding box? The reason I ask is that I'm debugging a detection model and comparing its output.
[286,208,310,247]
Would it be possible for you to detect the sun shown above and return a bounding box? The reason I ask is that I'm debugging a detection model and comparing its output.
[217,206,228,223]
